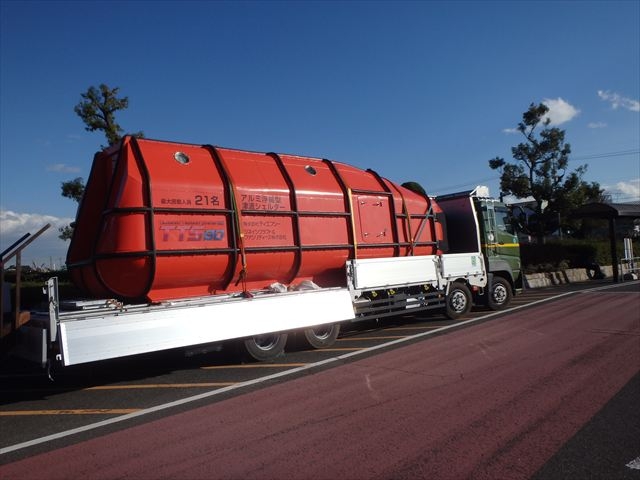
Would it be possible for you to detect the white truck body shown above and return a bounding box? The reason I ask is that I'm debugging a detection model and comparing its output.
[26,249,484,366]
[12,188,502,367]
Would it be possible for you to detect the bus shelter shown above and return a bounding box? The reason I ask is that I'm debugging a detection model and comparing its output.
[572,202,640,282]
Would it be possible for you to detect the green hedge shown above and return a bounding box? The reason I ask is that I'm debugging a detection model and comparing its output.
[4,281,83,311]
[520,239,635,273]
[3,269,77,310]
[3,268,71,285]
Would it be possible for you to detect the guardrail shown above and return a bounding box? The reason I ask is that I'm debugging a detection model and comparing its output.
[1,224,51,339]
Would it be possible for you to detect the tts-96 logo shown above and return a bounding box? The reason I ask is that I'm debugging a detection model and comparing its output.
[160,225,225,241]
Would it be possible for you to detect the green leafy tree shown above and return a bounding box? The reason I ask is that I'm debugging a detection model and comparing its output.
[74,84,143,148]
[489,102,604,243]
[58,177,85,240]
[59,84,144,240]
[60,176,85,203]
[58,225,75,241]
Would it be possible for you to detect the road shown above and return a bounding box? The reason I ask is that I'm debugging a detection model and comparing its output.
[0,281,639,479]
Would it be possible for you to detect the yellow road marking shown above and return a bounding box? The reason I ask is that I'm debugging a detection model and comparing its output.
[481,243,520,248]
[337,335,406,341]
[0,409,140,416]
[305,347,364,352]
[85,382,236,390]
[385,325,446,331]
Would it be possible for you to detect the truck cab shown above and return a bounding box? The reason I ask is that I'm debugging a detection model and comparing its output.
[436,186,522,310]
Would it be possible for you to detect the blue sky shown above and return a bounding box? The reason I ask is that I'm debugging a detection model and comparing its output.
[1,0,639,268]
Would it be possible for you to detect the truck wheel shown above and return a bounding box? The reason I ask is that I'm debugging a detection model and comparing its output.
[244,333,288,361]
[302,323,341,349]
[487,276,512,310]
[445,282,472,319]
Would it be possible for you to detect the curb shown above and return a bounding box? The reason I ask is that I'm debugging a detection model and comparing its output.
[523,266,616,289]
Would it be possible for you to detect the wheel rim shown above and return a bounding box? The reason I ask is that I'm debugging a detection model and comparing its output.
[492,284,508,304]
[450,290,467,312]
[310,326,333,341]
[251,335,280,351]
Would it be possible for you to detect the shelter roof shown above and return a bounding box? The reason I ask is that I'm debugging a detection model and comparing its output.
[572,202,640,219]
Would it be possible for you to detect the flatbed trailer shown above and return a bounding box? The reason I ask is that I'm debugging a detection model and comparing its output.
[3,137,520,368]
[19,249,485,367]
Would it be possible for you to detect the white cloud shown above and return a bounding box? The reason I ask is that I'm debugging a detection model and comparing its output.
[502,98,579,133]
[0,210,74,269]
[603,179,640,202]
[598,90,640,112]
[541,98,580,125]
[587,122,607,129]
[46,163,81,173]
[614,179,640,197]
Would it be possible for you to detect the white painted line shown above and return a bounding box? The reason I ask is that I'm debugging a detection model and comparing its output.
[0,283,627,456]
[627,456,640,470]
[578,280,640,293]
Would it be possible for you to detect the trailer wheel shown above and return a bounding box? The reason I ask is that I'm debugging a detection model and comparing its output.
[445,282,472,319]
[302,323,341,349]
[243,333,288,362]
[487,276,512,310]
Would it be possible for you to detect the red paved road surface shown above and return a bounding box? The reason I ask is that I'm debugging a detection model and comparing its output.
[2,290,639,479]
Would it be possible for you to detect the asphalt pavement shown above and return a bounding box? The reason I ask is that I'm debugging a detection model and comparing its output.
[1,281,638,479]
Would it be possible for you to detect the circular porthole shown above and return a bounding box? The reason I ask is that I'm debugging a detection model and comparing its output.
[174,151,190,165]
[305,165,317,176]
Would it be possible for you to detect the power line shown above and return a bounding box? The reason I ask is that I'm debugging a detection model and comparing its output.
[429,176,500,195]
[572,149,640,161]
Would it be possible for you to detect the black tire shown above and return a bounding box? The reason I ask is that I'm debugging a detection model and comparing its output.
[302,323,341,349]
[243,333,288,362]
[487,276,512,310]
[445,282,472,319]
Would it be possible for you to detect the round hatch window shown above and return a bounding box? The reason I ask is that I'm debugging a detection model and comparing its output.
[174,151,190,165]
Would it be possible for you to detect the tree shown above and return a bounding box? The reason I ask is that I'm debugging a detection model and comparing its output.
[61,176,85,203]
[58,176,85,240]
[74,84,143,148]
[489,102,604,243]
[59,84,143,240]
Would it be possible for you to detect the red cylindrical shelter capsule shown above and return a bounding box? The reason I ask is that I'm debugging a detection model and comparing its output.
[66,137,445,302]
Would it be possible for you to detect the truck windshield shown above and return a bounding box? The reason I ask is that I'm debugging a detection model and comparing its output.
[495,206,515,235]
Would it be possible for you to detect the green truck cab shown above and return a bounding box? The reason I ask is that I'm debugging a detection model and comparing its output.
[437,186,522,310]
